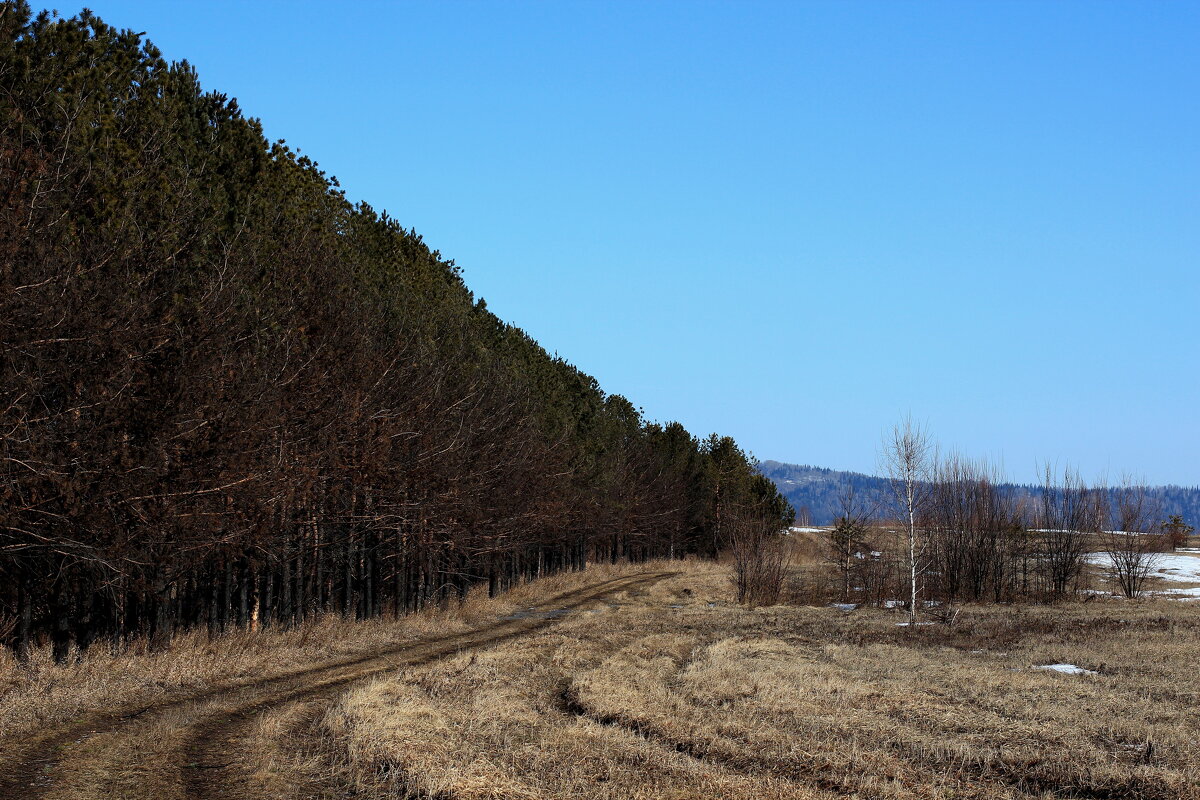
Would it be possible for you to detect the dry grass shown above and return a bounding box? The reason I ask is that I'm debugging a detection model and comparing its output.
[0,561,638,748]
[328,560,1200,799]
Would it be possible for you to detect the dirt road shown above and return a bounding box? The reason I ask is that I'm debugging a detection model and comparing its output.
[0,571,673,800]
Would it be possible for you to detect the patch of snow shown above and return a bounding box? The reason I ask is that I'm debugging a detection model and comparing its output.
[1159,586,1200,598]
[788,526,825,534]
[896,621,935,626]
[1033,663,1097,676]
[1087,551,1200,583]
[870,551,882,557]
[1036,529,1155,535]
[883,599,905,609]
[829,602,858,611]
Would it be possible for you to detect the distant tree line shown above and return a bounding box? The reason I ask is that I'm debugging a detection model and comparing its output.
[761,461,1200,529]
[822,422,1187,611]
[0,5,791,662]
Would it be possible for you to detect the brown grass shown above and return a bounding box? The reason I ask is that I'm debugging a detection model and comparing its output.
[0,561,638,746]
[327,560,1200,799]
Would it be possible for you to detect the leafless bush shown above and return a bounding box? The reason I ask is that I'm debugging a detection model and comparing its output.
[1102,480,1164,598]
[924,455,1024,603]
[729,504,789,606]
[1035,465,1101,600]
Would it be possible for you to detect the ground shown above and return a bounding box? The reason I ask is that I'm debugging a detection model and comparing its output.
[328,561,1200,800]
[2,559,1199,799]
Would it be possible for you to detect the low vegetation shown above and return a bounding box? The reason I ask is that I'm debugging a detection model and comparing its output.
[322,559,1200,800]
[0,562,640,746]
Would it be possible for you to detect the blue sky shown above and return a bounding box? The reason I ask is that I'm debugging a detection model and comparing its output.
[80,1,1198,485]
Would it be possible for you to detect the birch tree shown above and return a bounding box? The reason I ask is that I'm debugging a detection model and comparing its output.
[881,417,935,624]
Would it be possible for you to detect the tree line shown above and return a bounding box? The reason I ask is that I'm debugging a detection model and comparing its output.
[821,420,1189,618]
[0,4,792,662]
[761,460,1200,527]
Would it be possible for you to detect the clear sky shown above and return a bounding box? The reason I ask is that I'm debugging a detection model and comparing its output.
[78,0,1198,485]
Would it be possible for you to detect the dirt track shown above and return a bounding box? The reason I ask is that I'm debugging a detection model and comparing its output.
[0,571,673,800]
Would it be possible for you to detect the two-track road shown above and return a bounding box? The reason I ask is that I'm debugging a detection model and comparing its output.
[1,570,675,800]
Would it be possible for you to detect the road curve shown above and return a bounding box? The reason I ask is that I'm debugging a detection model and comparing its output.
[1,571,674,800]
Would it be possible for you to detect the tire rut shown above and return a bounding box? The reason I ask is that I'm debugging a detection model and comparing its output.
[1,571,674,800]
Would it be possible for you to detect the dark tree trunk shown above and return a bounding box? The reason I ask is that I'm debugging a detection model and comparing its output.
[51,583,73,664]
[16,576,33,664]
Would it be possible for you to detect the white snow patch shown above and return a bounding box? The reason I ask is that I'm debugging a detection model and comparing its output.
[829,603,858,611]
[1037,529,1155,536]
[1160,586,1200,598]
[1034,663,1097,676]
[788,526,825,534]
[1079,588,1125,598]
[1086,551,1200,583]
[896,622,935,627]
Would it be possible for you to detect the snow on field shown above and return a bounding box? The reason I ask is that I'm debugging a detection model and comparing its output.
[1034,663,1098,676]
[788,526,826,534]
[1086,551,1200,583]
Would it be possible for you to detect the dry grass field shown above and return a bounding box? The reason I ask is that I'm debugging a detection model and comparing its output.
[0,564,646,741]
[3,555,1199,799]
[326,559,1200,800]
[0,562,665,798]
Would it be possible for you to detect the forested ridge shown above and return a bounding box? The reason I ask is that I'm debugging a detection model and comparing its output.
[760,460,1200,527]
[0,4,791,661]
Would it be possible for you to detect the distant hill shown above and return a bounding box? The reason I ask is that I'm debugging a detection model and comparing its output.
[757,462,890,525]
[759,460,1200,527]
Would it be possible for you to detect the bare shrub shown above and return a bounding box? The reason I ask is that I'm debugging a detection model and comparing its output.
[1035,465,1101,600]
[925,455,1024,603]
[728,503,788,606]
[1103,480,1164,598]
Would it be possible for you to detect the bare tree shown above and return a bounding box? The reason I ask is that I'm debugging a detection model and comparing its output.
[925,455,1023,603]
[729,502,789,607]
[1103,479,1163,599]
[880,417,935,624]
[1035,464,1100,600]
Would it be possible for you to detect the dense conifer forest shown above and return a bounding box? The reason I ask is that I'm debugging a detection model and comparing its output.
[0,4,792,661]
